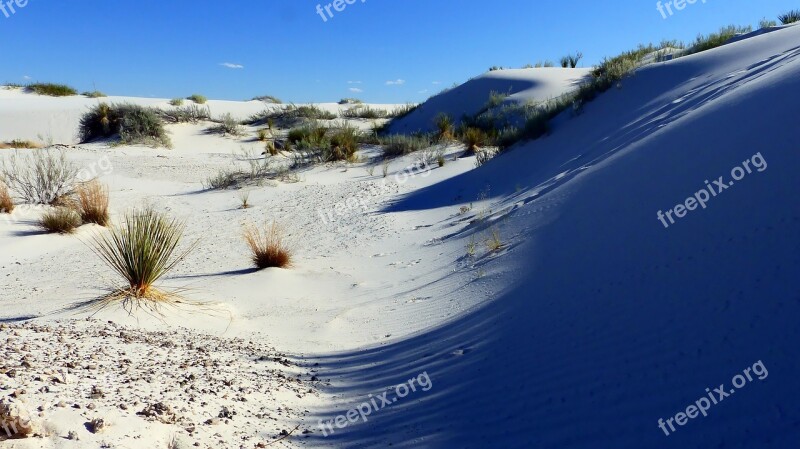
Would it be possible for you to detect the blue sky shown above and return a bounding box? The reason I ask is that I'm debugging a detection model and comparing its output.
[1,0,796,103]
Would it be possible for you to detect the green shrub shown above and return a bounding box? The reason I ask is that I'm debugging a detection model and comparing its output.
[169,98,184,106]
[560,52,583,68]
[434,113,454,141]
[187,94,207,104]
[40,207,82,234]
[158,104,210,123]
[690,25,752,55]
[288,124,327,145]
[207,113,245,136]
[79,103,171,147]
[252,95,282,104]
[779,10,800,24]
[759,18,778,28]
[461,128,486,153]
[338,98,363,105]
[26,83,78,97]
[380,134,432,158]
[341,105,388,119]
[83,90,107,98]
[327,126,360,162]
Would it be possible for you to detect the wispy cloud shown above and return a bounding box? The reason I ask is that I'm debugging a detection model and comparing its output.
[220,62,244,69]
[349,87,363,93]
[23,75,31,80]
[432,81,441,85]
[347,80,362,84]
[386,79,406,86]
[418,89,429,94]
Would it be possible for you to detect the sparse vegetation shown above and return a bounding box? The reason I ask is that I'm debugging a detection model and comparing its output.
[169,98,184,106]
[237,190,251,209]
[257,128,271,142]
[187,94,208,104]
[76,180,110,226]
[759,18,778,28]
[79,103,172,147]
[157,104,211,123]
[207,113,245,136]
[243,221,292,269]
[461,127,486,153]
[26,83,77,97]
[390,104,418,119]
[0,149,78,204]
[560,52,583,68]
[252,95,282,104]
[341,105,388,119]
[90,207,196,303]
[338,98,363,105]
[0,139,42,149]
[434,113,455,141]
[39,207,82,234]
[486,228,503,252]
[380,134,433,158]
[779,10,800,25]
[689,25,752,55]
[205,169,239,190]
[83,90,107,98]
[0,182,14,213]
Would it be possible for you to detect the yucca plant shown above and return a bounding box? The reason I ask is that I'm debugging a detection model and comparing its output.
[0,182,14,213]
[434,113,455,141]
[462,128,486,153]
[76,180,109,226]
[39,207,82,234]
[243,221,292,269]
[779,10,800,24]
[91,208,195,301]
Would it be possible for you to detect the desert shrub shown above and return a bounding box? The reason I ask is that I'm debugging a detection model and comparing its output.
[157,104,210,123]
[327,126,360,162]
[779,10,800,24]
[187,94,207,104]
[79,103,171,147]
[380,134,432,158]
[252,95,282,104]
[243,221,292,269]
[488,66,505,71]
[204,169,239,190]
[83,91,107,98]
[0,182,13,213]
[759,18,778,28]
[287,123,327,145]
[560,52,583,68]
[690,25,752,54]
[257,129,270,142]
[0,139,41,149]
[338,98,363,105]
[169,98,184,106]
[91,207,196,302]
[293,105,336,120]
[39,207,82,234]
[0,149,78,204]
[434,113,455,141]
[461,128,486,153]
[76,180,109,226]
[26,83,77,97]
[389,104,418,119]
[207,113,245,136]
[341,105,388,119]
[532,60,555,68]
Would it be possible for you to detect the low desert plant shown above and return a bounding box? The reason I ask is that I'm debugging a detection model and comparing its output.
[90,207,196,302]
[0,139,41,149]
[83,90,107,98]
[461,127,486,153]
[257,129,270,142]
[779,10,800,25]
[759,18,778,28]
[389,104,418,119]
[187,94,207,104]
[238,190,251,209]
[0,149,78,204]
[341,105,388,119]
[76,180,110,226]
[79,103,171,147]
[690,25,752,55]
[338,98,363,105]
[252,95,282,104]
[204,169,239,190]
[0,182,13,213]
[26,83,77,97]
[39,207,82,234]
[207,113,245,136]
[169,98,184,106]
[327,126,360,162]
[381,160,390,177]
[560,52,583,68]
[380,134,432,158]
[157,104,210,123]
[243,221,292,269]
[434,113,455,141]
[486,228,503,252]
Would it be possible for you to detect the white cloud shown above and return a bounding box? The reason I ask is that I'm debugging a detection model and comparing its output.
[347,80,362,84]
[432,81,441,85]
[23,75,31,80]
[386,79,406,86]
[349,87,363,93]
[418,89,429,94]
[220,62,244,69]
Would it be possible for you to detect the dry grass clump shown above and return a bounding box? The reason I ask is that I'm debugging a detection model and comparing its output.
[91,207,195,302]
[39,207,82,234]
[0,140,42,149]
[243,221,292,269]
[25,83,77,97]
[76,180,110,226]
[0,182,14,213]
[461,128,486,153]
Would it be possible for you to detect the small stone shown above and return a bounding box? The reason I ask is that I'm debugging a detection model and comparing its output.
[86,418,105,434]
[67,430,79,440]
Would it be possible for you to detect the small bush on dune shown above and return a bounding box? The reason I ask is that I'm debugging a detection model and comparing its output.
[0,182,13,213]
[690,25,752,55]
[461,128,486,153]
[341,105,388,119]
[187,94,207,104]
[243,221,292,269]
[157,104,211,123]
[434,113,455,141]
[389,104,418,119]
[76,180,109,226]
[759,18,778,29]
[779,10,800,25]
[39,207,82,234]
[0,149,77,204]
[253,95,282,104]
[327,126,360,162]
[169,98,184,106]
[207,113,245,136]
[0,139,41,149]
[83,90,107,98]
[26,83,77,97]
[91,207,196,303]
[560,52,583,68]
[288,123,327,145]
[380,134,433,158]
[79,103,171,147]
[338,98,363,105]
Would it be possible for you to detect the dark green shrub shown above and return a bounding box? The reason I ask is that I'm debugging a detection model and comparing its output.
[79,103,171,147]
[26,83,77,97]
